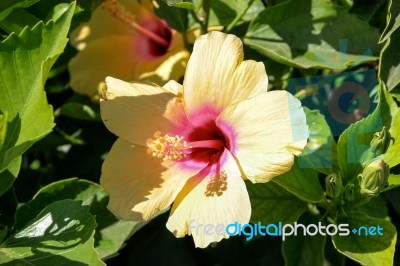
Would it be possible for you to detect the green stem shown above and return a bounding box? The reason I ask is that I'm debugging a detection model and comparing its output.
[189,0,211,35]
[201,0,211,34]
[182,30,190,51]
[225,0,255,33]
[190,9,203,29]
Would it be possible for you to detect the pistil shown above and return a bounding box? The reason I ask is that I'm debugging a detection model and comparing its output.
[101,0,170,48]
[147,132,225,161]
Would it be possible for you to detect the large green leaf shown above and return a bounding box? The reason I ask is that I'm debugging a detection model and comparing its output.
[0,156,20,197]
[384,110,400,167]
[272,159,325,203]
[282,213,326,266]
[298,108,336,174]
[380,31,400,91]
[246,181,308,224]
[379,0,400,43]
[0,9,40,34]
[0,200,105,265]
[353,195,388,219]
[209,0,263,27]
[0,0,39,22]
[0,2,75,173]
[15,178,144,260]
[349,0,387,22]
[378,0,400,91]
[332,212,397,266]
[244,0,380,69]
[59,102,101,122]
[385,174,400,190]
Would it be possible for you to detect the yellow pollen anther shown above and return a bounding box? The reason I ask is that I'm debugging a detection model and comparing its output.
[146,132,190,161]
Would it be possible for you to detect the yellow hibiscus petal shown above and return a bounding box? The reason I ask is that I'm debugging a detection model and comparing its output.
[132,163,201,220]
[100,138,167,221]
[69,35,180,98]
[162,80,183,95]
[183,31,268,112]
[100,77,177,146]
[70,0,154,49]
[139,50,189,84]
[217,91,309,183]
[166,150,251,248]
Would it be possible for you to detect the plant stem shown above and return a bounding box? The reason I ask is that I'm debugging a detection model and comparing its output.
[201,0,211,34]
[226,0,256,33]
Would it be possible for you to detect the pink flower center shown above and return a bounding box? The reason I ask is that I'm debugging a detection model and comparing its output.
[101,0,172,59]
[147,105,236,168]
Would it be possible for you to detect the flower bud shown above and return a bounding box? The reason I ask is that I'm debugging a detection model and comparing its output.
[344,183,354,202]
[370,126,392,154]
[326,173,342,198]
[359,157,389,197]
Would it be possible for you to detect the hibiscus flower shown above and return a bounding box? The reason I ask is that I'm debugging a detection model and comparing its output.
[68,0,189,99]
[100,31,309,247]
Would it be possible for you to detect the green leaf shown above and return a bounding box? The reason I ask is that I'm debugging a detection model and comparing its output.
[379,0,400,43]
[154,0,188,33]
[0,0,39,22]
[354,195,388,219]
[59,102,101,121]
[332,212,397,266]
[384,188,400,214]
[298,108,336,174]
[0,9,40,35]
[378,0,400,91]
[384,110,400,167]
[349,0,387,21]
[272,158,325,203]
[209,0,263,27]
[0,111,8,148]
[0,200,105,265]
[282,212,326,266]
[337,87,395,183]
[246,181,308,224]
[244,0,380,69]
[15,178,144,260]
[0,156,21,197]
[379,28,400,91]
[0,187,17,228]
[384,174,400,190]
[0,2,75,173]
[163,0,196,10]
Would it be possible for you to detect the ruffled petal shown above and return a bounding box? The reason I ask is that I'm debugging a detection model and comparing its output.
[166,150,251,248]
[69,36,137,98]
[217,91,309,183]
[100,77,180,146]
[69,34,187,99]
[162,80,183,95]
[133,163,201,220]
[100,138,167,221]
[183,31,268,113]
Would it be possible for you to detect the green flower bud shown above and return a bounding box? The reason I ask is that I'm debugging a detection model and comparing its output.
[344,183,354,202]
[326,173,342,198]
[359,157,389,197]
[370,126,392,154]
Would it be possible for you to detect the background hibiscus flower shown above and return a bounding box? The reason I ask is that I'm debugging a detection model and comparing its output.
[68,0,189,99]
